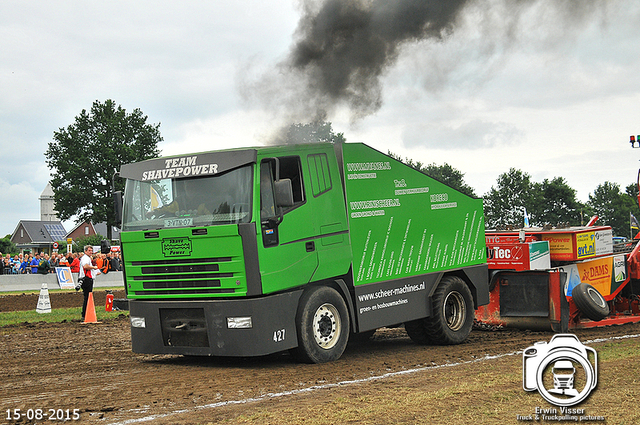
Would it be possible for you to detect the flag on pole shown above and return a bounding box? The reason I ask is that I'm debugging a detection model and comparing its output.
[631,212,640,231]
[524,207,530,228]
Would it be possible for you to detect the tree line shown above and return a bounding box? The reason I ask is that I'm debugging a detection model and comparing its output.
[39,100,636,240]
[389,153,639,237]
[484,169,638,237]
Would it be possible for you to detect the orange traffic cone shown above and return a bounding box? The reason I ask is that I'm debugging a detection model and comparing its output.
[83,292,100,324]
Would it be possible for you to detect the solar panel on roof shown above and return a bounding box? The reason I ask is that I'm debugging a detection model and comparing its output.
[44,224,67,241]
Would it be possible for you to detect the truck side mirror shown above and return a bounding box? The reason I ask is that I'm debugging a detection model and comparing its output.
[274,179,294,208]
[113,191,123,227]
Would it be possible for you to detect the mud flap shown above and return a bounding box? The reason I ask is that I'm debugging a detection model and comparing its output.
[549,271,569,333]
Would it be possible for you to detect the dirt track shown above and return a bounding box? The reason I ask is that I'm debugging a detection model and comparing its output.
[1,291,640,424]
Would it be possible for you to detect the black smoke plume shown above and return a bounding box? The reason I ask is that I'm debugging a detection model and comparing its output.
[240,0,609,140]
[242,0,470,128]
[288,0,469,120]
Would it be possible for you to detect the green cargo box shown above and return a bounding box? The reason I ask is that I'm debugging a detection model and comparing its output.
[341,143,487,329]
[343,143,486,283]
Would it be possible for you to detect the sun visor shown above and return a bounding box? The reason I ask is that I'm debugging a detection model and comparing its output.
[119,149,257,181]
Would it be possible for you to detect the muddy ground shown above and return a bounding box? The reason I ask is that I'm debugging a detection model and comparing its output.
[1,291,639,425]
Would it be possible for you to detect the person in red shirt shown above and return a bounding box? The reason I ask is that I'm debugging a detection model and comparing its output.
[78,246,99,321]
[69,253,80,274]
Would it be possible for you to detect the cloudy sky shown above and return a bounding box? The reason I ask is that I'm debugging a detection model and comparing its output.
[2,0,640,238]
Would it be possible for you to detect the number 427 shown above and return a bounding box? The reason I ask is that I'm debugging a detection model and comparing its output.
[273,329,285,343]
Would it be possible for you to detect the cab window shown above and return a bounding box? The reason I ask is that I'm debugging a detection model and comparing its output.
[260,156,305,220]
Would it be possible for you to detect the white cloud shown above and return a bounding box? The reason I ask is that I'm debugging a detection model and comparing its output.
[0,179,41,237]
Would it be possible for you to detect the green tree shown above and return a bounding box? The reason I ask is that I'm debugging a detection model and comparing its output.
[54,235,108,255]
[70,234,107,254]
[387,151,476,197]
[45,100,162,239]
[54,241,69,255]
[587,181,636,236]
[280,121,346,144]
[422,163,476,197]
[483,168,539,228]
[626,183,639,212]
[0,235,18,255]
[532,177,585,226]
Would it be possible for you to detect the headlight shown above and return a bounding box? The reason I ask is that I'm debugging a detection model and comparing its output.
[227,316,252,329]
[130,316,146,328]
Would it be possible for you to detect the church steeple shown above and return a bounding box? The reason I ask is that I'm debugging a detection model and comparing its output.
[40,182,58,221]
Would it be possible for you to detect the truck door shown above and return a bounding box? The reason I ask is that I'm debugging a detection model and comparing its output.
[258,156,319,294]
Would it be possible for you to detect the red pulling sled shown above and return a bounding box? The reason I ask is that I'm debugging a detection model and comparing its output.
[476,224,640,332]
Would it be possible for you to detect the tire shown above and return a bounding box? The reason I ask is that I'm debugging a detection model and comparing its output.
[404,319,431,344]
[572,283,609,321]
[405,276,474,345]
[290,286,350,363]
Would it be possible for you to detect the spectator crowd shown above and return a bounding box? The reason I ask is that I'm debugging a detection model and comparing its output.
[0,251,122,275]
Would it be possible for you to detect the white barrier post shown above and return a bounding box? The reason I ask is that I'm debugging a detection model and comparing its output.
[36,283,52,314]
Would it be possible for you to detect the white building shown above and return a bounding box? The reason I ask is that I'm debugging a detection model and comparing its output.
[39,183,59,222]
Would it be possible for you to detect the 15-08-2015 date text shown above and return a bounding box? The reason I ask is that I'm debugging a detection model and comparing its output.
[6,408,80,421]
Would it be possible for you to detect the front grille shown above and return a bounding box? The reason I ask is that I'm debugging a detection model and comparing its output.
[135,273,233,281]
[141,263,220,274]
[136,288,235,295]
[131,256,238,295]
[142,279,222,289]
[132,257,232,266]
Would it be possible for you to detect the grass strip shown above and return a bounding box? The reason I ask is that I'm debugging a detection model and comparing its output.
[0,287,124,296]
[0,306,128,327]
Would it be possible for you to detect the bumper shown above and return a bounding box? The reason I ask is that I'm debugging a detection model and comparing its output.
[129,290,303,357]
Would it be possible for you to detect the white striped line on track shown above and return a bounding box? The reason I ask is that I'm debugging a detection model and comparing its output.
[107,333,640,425]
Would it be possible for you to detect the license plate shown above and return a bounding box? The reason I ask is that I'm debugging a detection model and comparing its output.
[164,217,193,227]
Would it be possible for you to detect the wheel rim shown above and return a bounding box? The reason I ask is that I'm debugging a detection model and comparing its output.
[443,291,466,331]
[313,303,341,349]
[586,287,607,308]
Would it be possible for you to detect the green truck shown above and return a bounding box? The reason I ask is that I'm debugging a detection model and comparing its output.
[115,142,488,363]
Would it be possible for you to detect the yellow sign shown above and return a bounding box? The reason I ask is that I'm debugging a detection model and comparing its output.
[576,231,595,259]
[576,257,612,296]
[542,234,573,260]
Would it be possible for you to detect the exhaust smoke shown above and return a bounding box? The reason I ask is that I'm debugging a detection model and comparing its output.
[240,0,611,143]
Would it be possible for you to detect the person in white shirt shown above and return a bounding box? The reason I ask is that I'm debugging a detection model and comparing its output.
[79,245,99,321]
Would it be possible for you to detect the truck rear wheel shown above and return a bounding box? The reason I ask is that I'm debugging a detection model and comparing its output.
[405,276,474,345]
[290,286,350,363]
[572,283,609,321]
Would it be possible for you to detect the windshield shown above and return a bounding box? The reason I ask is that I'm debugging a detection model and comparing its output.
[123,165,253,230]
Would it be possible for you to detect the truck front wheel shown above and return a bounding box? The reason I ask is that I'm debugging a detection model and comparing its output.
[405,276,474,345]
[291,286,350,363]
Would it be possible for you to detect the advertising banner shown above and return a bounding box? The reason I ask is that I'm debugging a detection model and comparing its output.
[55,267,75,289]
[542,233,574,261]
[561,255,627,298]
[342,143,486,287]
[487,241,550,271]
